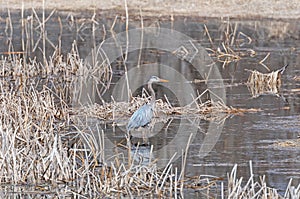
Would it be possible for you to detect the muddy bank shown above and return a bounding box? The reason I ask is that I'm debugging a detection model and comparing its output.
[3,0,300,19]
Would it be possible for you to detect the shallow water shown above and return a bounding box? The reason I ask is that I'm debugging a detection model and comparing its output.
[1,10,300,196]
[100,17,300,194]
[94,18,300,195]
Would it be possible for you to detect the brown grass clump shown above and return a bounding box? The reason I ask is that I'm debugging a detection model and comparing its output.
[0,91,71,196]
[73,93,256,124]
[204,21,254,68]
[273,139,300,148]
[246,64,288,97]
[227,161,300,198]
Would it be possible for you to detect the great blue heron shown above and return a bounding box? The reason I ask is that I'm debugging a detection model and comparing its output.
[127,76,169,132]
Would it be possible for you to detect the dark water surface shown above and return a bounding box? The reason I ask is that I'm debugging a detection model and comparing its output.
[95,16,300,195]
[1,9,299,196]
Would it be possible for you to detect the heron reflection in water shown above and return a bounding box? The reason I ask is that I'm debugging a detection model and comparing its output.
[127,76,168,139]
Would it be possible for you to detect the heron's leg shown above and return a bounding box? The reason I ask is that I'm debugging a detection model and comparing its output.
[126,131,132,166]
[141,129,150,145]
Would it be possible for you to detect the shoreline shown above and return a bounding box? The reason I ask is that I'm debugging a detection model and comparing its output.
[2,0,300,19]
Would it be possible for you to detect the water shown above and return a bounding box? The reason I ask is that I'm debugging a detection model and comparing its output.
[95,17,300,194]
[1,9,300,196]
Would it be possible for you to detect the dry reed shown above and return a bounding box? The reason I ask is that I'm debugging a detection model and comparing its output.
[204,21,254,68]
[227,161,300,199]
[246,64,288,98]
[73,94,258,125]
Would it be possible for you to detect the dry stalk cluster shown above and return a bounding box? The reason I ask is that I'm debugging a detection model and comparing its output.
[74,95,239,124]
[246,65,287,98]
[227,162,300,199]
[205,21,254,68]
[0,81,71,185]
[0,42,81,80]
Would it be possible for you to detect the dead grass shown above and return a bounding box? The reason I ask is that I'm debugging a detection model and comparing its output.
[73,94,261,125]
[205,21,254,68]
[227,161,300,199]
[246,64,288,98]
[273,139,300,148]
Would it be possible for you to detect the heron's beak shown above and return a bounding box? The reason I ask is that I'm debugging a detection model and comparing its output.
[159,78,169,83]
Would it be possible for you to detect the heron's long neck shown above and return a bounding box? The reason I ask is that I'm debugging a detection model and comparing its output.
[148,82,156,107]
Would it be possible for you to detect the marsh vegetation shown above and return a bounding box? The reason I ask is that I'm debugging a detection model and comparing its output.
[0,6,299,198]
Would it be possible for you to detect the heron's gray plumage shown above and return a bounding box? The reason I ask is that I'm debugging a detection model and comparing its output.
[127,103,154,131]
[127,76,168,132]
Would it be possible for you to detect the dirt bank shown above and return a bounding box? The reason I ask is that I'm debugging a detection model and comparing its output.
[3,0,300,19]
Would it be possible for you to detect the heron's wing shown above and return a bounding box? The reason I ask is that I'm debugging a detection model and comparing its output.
[127,104,153,131]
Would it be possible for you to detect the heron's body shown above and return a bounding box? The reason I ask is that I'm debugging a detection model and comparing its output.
[127,103,154,131]
[127,76,168,132]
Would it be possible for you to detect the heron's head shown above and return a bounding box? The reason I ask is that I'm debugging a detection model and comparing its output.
[148,76,169,84]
